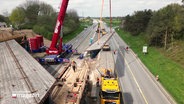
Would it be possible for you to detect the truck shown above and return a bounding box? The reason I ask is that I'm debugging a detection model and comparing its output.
[99,76,121,104]
[99,57,122,104]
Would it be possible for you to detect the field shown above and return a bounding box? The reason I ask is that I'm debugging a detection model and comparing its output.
[104,18,122,28]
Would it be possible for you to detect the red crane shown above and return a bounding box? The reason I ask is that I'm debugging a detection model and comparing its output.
[46,0,69,55]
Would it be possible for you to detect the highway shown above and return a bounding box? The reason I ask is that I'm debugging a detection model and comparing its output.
[67,22,175,104]
[109,30,175,104]
[44,21,175,104]
[68,23,98,53]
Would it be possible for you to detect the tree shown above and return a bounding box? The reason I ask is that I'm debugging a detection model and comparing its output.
[33,13,57,39]
[39,2,55,16]
[22,0,40,27]
[146,3,184,47]
[26,4,39,24]
[8,0,80,40]
[63,9,80,35]
[0,15,6,22]
[123,9,152,35]
[0,14,10,25]
[9,7,25,29]
[67,9,79,24]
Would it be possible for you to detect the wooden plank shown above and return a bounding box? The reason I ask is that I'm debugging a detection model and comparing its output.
[52,59,89,104]
[57,63,71,79]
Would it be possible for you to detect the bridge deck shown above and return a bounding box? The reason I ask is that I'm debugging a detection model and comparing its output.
[0,40,56,104]
[86,32,114,51]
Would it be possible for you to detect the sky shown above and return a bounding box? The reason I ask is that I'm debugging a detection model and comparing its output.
[0,0,182,17]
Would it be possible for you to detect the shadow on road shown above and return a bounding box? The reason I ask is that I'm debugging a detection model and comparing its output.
[123,92,133,104]
[43,64,60,77]
[115,47,125,77]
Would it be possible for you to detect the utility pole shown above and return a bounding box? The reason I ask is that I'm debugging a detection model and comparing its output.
[109,0,112,33]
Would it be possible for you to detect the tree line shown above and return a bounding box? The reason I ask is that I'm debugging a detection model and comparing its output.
[1,0,79,40]
[122,3,184,48]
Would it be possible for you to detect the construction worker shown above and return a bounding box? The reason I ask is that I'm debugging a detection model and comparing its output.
[71,60,77,72]
[20,35,29,51]
[113,50,116,54]
[89,38,93,45]
[126,46,129,51]
[105,69,111,78]
[96,77,100,87]
[156,75,159,81]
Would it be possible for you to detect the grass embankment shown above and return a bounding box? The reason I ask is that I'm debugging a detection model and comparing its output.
[116,30,184,104]
[63,18,92,43]
[159,40,184,68]
[63,24,85,43]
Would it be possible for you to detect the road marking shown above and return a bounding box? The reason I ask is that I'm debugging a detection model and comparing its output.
[120,51,149,104]
[112,36,149,104]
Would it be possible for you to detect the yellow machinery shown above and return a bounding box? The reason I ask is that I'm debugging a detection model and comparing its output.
[100,22,107,36]
[96,21,107,36]
[102,29,107,36]
[102,43,110,51]
[99,76,121,104]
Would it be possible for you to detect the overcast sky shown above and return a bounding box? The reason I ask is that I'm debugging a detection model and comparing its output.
[0,0,182,17]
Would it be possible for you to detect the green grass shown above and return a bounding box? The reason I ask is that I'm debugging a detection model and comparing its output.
[80,19,93,27]
[116,29,184,104]
[63,24,85,43]
[159,40,184,68]
[104,18,121,28]
[63,19,93,43]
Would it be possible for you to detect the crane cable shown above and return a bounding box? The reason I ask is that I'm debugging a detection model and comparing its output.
[109,0,112,33]
[98,0,104,43]
[98,0,112,43]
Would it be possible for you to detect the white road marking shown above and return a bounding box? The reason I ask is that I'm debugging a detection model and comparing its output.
[112,36,149,104]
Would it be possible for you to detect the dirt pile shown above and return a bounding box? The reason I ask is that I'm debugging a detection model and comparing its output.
[0,28,51,47]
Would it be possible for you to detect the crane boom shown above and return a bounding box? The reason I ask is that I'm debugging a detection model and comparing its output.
[46,0,69,55]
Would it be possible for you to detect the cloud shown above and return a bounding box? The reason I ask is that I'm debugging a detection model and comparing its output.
[0,0,24,15]
[0,0,182,17]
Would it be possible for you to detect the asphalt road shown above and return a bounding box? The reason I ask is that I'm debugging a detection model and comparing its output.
[68,23,98,53]
[44,23,98,77]
[109,32,175,104]
[44,21,175,104]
